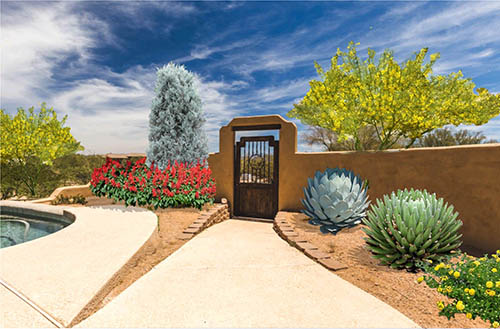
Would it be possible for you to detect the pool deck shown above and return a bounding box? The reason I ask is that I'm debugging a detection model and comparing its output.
[0,201,157,328]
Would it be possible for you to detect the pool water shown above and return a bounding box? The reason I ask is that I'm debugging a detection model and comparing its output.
[0,215,68,248]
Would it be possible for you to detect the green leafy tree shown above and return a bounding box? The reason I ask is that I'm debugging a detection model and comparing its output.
[302,125,408,151]
[415,127,497,147]
[51,154,106,186]
[288,42,500,150]
[0,103,83,197]
[147,62,209,169]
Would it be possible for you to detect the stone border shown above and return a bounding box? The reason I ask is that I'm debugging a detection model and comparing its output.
[273,211,348,271]
[0,200,76,225]
[177,199,230,241]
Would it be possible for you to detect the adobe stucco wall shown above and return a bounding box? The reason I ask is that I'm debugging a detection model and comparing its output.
[207,115,500,254]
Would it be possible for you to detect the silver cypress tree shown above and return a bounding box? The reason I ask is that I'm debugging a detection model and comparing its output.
[146,63,208,169]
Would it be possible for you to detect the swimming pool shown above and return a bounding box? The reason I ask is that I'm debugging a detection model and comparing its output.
[0,202,75,249]
[0,214,71,248]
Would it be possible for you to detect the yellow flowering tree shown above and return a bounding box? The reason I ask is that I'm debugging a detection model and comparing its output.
[0,103,83,197]
[288,42,500,150]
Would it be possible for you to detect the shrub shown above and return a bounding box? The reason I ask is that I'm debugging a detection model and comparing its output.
[416,250,500,327]
[302,168,370,234]
[51,194,87,205]
[362,189,463,270]
[146,62,208,169]
[90,157,215,210]
[52,154,106,186]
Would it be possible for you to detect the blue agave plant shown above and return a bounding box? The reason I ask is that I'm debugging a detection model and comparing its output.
[301,168,370,235]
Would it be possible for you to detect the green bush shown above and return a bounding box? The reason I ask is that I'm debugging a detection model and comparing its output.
[1,158,62,199]
[52,154,106,186]
[50,194,87,205]
[416,251,500,327]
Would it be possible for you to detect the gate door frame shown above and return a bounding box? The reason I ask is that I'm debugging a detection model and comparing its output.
[233,125,280,219]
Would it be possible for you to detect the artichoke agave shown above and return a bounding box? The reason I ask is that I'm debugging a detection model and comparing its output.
[301,168,370,235]
[362,188,463,271]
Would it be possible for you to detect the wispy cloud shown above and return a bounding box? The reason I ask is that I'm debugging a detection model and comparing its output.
[1,2,115,108]
[175,38,263,63]
[101,1,198,32]
[378,2,428,22]
[358,2,500,71]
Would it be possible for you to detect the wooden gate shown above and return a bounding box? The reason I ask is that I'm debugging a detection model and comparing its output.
[234,136,279,219]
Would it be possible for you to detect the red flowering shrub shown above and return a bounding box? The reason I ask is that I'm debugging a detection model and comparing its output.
[90,157,216,210]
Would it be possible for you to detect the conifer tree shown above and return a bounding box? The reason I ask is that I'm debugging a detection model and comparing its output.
[147,63,208,169]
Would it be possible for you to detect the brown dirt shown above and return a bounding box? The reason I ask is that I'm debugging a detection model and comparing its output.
[286,212,491,328]
[56,196,215,326]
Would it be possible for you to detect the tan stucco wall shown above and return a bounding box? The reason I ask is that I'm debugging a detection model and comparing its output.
[30,184,93,204]
[208,114,500,254]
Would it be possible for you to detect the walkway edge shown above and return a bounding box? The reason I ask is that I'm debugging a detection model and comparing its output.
[273,211,348,271]
[1,279,64,328]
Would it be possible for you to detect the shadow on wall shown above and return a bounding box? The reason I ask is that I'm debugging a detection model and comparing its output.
[207,114,500,255]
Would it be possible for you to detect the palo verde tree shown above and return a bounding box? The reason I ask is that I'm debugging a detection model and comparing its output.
[288,42,500,150]
[146,62,208,169]
[0,103,83,197]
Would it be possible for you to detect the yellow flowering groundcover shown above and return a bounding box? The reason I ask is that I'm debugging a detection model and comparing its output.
[417,250,500,327]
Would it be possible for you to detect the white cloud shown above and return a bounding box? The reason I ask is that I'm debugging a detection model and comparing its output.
[1,2,114,107]
[1,2,244,155]
[45,67,245,155]
[2,1,499,155]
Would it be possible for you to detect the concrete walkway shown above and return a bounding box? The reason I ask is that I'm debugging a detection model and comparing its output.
[79,219,419,328]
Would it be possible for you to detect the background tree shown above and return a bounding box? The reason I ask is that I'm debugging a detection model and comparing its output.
[414,127,498,147]
[51,154,106,186]
[147,62,209,169]
[0,103,83,197]
[288,42,500,150]
[302,125,409,151]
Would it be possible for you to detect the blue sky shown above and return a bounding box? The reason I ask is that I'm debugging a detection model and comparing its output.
[1,1,499,155]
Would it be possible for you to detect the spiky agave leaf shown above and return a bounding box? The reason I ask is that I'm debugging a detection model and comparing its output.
[301,167,369,235]
[362,188,463,271]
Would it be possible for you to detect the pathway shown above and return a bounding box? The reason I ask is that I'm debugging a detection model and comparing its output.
[78,219,419,328]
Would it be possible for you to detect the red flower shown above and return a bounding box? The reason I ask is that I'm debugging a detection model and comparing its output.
[195,191,199,199]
